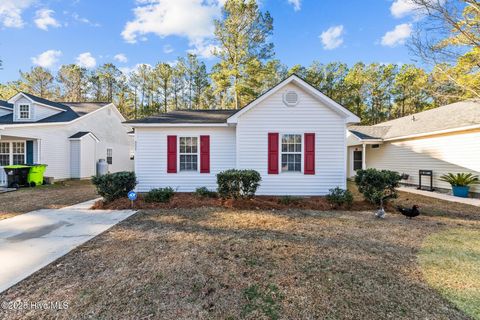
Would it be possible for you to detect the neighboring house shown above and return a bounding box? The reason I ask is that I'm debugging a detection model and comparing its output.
[0,92,133,187]
[126,75,360,195]
[347,100,480,194]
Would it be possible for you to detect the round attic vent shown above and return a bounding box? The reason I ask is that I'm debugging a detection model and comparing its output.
[283,90,299,106]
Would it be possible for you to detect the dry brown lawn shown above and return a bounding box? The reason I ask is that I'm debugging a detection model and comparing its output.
[0,180,97,220]
[1,206,478,320]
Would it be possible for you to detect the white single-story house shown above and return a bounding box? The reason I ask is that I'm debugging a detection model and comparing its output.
[0,92,134,187]
[347,100,480,195]
[127,75,360,195]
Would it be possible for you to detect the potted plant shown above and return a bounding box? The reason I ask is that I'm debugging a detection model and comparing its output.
[439,173,479,198]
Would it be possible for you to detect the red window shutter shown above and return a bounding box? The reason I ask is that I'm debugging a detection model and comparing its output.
[167,135,177,173]
[268,133,279,174]
[200,135,210,173]
[304,133,315,175]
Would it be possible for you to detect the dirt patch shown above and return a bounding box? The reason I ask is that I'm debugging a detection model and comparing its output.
[0,180,97,220]
[92,192,375,212]
[0,208,477,319]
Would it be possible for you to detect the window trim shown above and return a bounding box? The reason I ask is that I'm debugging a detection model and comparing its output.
[279,133,303,174]
[18,104,31,120]
[177,135,200,173]
[0,141,27,166]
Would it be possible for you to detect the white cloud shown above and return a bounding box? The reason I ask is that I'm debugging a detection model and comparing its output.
[72,12,100,27]
[31,50,62,68]
[114,53,128,63]
[121,0,224,55]
[119,63,152,76]
[390,0,446,19]
[76,52,97,68]
[381,23,412,47]
[319,25,344,50]
[34,9,61,31]
[288,0,301,11]
[390,0,417,18]
[0,0,34,28]
[187,40,219,58]
[163,44,174,54]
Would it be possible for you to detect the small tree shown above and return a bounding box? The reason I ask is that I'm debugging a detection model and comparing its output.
[354,169,401,214]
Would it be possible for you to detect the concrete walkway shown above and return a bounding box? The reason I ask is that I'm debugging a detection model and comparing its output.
[398,187,480,207]
[0,199,136,293]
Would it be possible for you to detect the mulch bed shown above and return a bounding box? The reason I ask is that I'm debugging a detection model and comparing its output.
[92,193,376,211]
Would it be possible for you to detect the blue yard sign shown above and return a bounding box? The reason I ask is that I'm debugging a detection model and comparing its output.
[128,191,137,201]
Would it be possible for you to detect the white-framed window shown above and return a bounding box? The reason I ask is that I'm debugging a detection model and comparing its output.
[281,134,302,172]
[12,142,25,165]
[179,136,198,171]
[19,104,30,119]
[0,142,9,166]
[107,148,113,165]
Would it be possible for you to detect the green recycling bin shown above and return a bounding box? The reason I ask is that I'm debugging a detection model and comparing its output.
[27,164,47,187]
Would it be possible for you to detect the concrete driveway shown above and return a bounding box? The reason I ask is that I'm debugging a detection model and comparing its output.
[0,199,136,293]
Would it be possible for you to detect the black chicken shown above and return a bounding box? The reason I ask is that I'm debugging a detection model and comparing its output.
[397,205,420,219]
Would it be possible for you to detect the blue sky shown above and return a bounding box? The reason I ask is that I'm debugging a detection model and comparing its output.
[0,0,420,82]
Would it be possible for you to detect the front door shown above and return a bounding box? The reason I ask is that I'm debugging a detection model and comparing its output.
[353,150,363,172]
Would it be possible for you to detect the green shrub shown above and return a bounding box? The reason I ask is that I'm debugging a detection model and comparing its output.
[278,196,302,205]
[439,172,480,187]
[144,187,175,203]
[354,168,401,208]
[217,169,261,199]
[91,171,137,202]
[326,187,353,208]
[194,186,217,198]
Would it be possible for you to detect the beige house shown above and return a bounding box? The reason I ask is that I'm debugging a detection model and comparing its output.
[347,100,480,195]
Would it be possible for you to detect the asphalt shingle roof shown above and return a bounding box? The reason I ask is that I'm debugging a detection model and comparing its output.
[125,109,238,124]
[349,100,480,140]
[69,131,91,139]
[0,93,109,125]
[0,100,13,109]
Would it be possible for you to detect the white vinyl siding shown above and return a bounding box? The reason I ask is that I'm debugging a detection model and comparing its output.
[135,127,236,192]
[13,96,61,122]
[365,130,480,193]
[236,82,347,196]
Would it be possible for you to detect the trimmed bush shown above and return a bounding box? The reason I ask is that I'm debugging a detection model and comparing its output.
[144,187,175,203]
[354,168,401,207]
[326,187,353,208]
[195,187,217,198]
[217,169,261,199]
[92,171,137,202]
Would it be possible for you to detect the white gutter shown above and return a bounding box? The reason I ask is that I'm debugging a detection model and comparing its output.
[127,123,230,128]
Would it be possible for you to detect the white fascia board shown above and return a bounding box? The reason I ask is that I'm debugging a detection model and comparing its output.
[383,124,480,142]
[127,123,230,128]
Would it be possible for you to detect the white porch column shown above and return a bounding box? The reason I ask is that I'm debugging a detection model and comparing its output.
[362,143,366,169]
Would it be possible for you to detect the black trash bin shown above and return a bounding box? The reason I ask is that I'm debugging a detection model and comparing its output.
[3,165,31,189]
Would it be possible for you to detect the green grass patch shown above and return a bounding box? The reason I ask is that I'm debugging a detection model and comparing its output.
[242,283,283,320]
[419,228,480,319]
